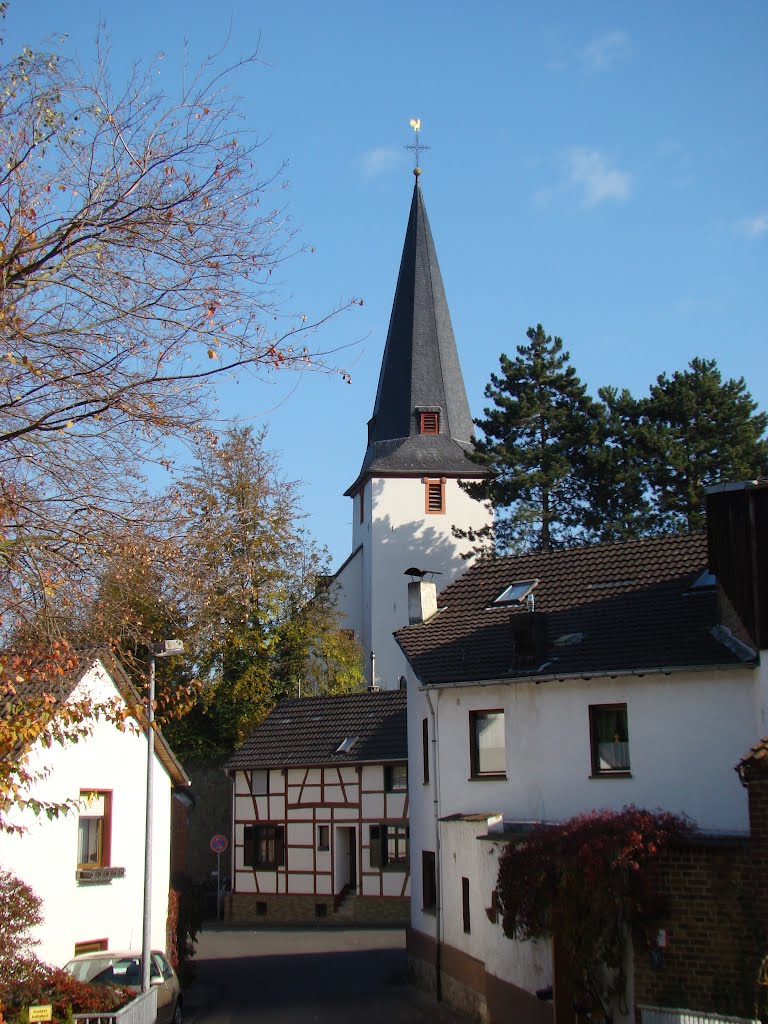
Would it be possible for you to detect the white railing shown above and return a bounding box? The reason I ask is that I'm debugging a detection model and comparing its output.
[640,1004,758,1024]
[74,987,158,1024]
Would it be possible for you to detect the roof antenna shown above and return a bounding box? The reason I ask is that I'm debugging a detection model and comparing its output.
[405,117,430,178]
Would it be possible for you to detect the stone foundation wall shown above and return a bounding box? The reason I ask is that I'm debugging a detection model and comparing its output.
[227,891,409,927]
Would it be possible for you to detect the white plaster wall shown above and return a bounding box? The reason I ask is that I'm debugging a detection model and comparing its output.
[406,664,758,1000]
[0,661,175,966]
[367,476,491,690]
[429,671,752,832]
[331,545,364,654]
[439,822,553,997]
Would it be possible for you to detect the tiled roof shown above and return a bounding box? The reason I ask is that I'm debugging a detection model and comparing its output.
[224,689,407,771]
[395,532,756,685]
[354,435,483,481]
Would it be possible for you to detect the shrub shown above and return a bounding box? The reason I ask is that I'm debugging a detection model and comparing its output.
[496,805,694,1021]
[0,958,133,1024]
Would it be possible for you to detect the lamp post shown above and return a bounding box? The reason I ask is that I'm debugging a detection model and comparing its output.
[142,639,184,993]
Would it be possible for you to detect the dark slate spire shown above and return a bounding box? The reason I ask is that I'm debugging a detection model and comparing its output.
[345,178,483,495]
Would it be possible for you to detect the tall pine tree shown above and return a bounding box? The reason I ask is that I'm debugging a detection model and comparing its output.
[638,357,768,532]
[465,325,600,553]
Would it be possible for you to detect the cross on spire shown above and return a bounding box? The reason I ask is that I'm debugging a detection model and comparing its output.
[405,118,430,176]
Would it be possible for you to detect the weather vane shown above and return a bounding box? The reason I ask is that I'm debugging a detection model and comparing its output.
[405,118,430,176]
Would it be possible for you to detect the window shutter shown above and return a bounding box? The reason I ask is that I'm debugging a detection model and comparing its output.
[423,478,446,514]
[369,825,383,868]
[243,825,254,867]
[275,826,286,866]
[420,411,439,434]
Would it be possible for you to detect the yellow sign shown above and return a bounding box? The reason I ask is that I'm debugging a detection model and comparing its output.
[29,1007,53,1023]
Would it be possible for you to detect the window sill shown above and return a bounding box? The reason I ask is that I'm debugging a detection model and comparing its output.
[76,866,126,885]
[589,771,632,780]
[468,773,507,782]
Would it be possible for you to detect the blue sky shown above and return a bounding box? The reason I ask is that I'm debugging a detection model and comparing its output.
[5,1,767,567]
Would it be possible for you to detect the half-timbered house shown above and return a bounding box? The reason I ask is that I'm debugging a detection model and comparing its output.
[224,689,409,924]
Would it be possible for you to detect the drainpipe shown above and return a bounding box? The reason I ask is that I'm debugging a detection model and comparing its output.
[424,686,442,1002]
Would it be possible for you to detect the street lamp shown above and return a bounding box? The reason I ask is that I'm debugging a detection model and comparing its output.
[142,639,184,993]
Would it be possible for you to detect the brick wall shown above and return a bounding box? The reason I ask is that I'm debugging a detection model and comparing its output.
[748,776,768,961]
[633,837,759,1018]
[633,768,768,1023]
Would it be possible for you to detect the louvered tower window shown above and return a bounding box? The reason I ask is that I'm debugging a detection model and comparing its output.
[423,477,446,514]
[419,411,440,434]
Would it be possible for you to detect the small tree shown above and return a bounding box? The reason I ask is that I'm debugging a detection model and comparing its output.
[463,325,600,554]
[496,806,693,1020]
[162,426,364,757]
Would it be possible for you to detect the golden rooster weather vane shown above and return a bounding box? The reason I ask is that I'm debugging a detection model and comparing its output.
[405,118,429,176]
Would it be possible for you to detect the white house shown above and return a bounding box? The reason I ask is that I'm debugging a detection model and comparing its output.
[224,689,409,925]
[332,172,491,691]
[0,650,190,967]
[395,482,768,1024]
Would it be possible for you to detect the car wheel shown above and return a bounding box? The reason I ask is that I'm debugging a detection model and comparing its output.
[172,999,182,1024]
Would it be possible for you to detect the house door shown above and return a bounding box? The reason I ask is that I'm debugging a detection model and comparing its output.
[334,826,357,893]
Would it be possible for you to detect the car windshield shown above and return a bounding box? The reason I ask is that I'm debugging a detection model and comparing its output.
[63,955,159,986]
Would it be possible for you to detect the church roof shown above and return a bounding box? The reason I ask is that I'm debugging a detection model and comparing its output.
[345,179,483,495]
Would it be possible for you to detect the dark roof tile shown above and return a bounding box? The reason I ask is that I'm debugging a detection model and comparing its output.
[396,533,755,684]
[224,689,407,771]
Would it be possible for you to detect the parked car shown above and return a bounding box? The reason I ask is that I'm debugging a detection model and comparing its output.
[63,950,182,1024]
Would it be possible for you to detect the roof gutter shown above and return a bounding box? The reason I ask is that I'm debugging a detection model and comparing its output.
[417,659,756,692]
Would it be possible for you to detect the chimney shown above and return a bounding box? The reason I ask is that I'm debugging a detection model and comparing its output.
[706,480,768,651]
[408,580,438,624]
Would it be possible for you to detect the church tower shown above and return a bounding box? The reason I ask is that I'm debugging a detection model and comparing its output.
[333,171,491,690]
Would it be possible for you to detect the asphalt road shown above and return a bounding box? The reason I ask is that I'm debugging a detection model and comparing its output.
[184,925,472,1024]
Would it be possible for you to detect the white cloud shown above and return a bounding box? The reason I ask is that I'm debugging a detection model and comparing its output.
[361,147,401,177]
[567,148,631,207]
[579,30,631,72]
[740,213,768,237]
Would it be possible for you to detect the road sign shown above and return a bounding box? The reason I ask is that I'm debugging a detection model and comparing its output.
[29,1007,53,1023]
[210,833,228,853]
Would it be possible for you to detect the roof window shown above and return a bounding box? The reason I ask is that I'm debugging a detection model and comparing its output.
[554,632,585,647]
[493,579,538,606]
[335,737,359,754]
[686,569,717,594]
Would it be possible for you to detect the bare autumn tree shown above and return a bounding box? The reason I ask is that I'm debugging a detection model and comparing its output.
[0,28,357,640]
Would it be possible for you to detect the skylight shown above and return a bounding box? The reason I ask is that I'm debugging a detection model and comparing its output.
[554,632,585,647]
[336,737,359,754]
[687,569,717,592]
[493,579,538,606]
